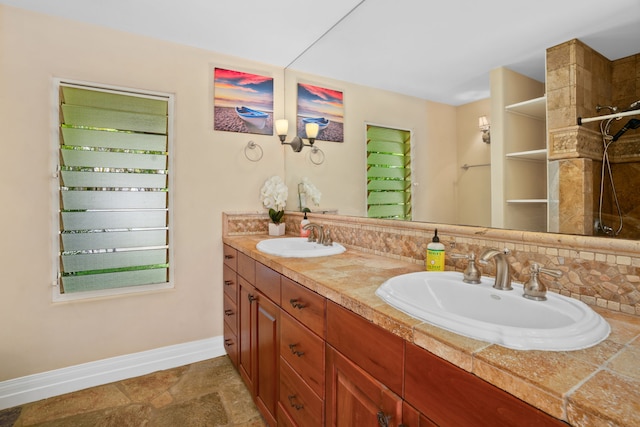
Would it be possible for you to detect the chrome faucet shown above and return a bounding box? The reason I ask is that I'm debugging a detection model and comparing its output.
[303,223,324,244]
[479,248,512,291]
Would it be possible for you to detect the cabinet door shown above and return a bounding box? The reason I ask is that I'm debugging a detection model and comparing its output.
[254,291,280,427]
[326,345,402,427]
[238,277,256,392]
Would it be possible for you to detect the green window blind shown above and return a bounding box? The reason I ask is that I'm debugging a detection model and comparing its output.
[366,125,412,220]
[58,83,170,294]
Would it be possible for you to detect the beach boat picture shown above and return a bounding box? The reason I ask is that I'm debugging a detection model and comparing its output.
[297,83,343,142]
[302,117,330,130]
[235,106,269,129]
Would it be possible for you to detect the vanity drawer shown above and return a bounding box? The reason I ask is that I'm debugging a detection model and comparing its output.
[256,262,281,303]
[405,342,567,426]
[280,312,325,397]
[223,265,237,302]
[326,301,404,396]
[223,321,238,368]
[237,251,255,284]
[223,293,238,335]
[223,244,237,270]
[279,358,323,427]
[281,277,326,338]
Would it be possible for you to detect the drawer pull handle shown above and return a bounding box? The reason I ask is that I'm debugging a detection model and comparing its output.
[224,280,234,286]
[288,343,305,357]
[248,294,257,303]
[287,394,304,410]
[289,298,306,310]
[224,339,234,347]
[377,411,390,427]
[224,309,234,316]
[224,254,234,260]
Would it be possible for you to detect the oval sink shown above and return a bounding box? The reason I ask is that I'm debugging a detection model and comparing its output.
[256,237,346,258]
[375,271,610,351]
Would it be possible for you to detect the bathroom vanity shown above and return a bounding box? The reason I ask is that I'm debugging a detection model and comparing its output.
[220,235,639,426]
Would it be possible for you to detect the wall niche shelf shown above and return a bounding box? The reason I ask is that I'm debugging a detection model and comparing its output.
[506,148,547,161]
[506,199,548,204]
[501,78,547,232]
[505,96,546,120]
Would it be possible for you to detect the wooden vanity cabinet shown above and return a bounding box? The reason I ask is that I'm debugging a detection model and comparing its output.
[223,248,568,426]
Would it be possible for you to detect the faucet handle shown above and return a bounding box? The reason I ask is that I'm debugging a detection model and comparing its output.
[451,252,481,284]
[322,228,333,246]
[524,263,563,301]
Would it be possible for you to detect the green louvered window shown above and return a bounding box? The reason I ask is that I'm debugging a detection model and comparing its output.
[366,125,412,220]
[56,82,172,297]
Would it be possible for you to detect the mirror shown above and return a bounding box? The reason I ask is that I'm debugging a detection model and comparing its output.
[281,4,640,241]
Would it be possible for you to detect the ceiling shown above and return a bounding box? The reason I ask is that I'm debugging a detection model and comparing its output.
[2,0,639,105]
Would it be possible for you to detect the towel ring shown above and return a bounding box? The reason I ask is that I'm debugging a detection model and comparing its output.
[244,140,263,162]
[309,146,325,165]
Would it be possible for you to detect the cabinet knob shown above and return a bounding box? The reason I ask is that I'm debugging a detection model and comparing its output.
[224,339,234,347]
[224,309,234,316]
[224,280,234,286]
[224,254,234,260]
[288,343,305,357]
[289,298,306,310]
[248,294,257,303]
[287,394,304,410]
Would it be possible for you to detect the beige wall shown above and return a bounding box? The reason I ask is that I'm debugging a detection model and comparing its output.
[456,99,492,227]
[0,5,461,381]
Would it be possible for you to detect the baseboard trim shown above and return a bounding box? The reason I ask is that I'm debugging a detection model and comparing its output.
[0,336,225,410]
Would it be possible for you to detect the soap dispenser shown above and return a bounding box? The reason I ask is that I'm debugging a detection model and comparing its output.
[300,210,310,237]
[426,229,445,271]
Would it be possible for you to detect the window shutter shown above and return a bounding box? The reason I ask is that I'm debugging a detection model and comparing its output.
[58,83,170,294]
[366,125,412,220]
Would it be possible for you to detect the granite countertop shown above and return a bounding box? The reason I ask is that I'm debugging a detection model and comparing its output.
[223,235,640,426]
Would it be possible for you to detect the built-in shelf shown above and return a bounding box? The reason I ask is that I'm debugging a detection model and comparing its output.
[505,96,546,120]
[506,199,548,204]
[506,148,547,161]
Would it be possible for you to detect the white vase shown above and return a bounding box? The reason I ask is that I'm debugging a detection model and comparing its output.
[268,222,286,236]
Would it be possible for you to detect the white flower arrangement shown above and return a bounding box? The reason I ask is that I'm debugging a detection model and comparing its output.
[298,177,322,210]
[260,175,288,224]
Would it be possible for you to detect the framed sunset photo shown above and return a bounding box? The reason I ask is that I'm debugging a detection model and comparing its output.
[214,68,274,135]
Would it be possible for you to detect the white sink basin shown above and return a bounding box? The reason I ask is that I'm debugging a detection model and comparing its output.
[256,237,346,258]
[375,271,610,351]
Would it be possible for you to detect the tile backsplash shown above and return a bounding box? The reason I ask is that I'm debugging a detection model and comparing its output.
[223,211,640,316]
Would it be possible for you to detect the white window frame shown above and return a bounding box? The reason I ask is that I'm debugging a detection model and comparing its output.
[51,78,175,302]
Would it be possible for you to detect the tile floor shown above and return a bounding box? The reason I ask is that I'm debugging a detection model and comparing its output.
[0,356,265,426]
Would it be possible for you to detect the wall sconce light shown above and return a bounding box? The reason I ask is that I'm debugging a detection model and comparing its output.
[276,119,319,152]
[478,116,491,144]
